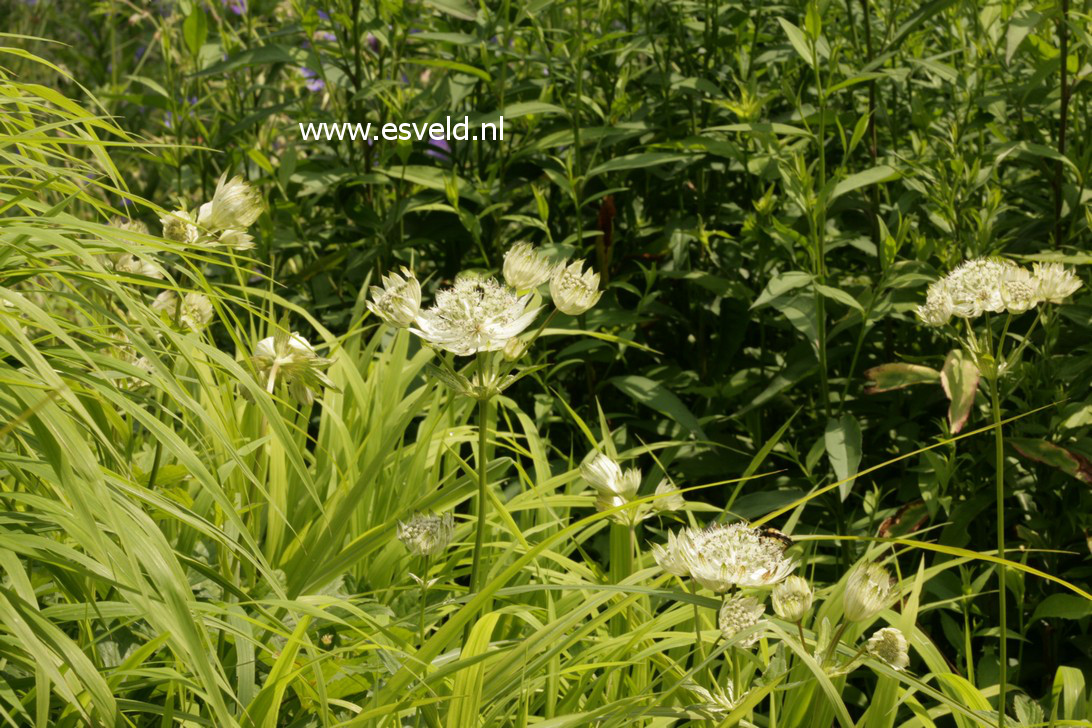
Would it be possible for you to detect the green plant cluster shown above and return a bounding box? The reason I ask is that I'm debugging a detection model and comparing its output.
[2,0,1092,725]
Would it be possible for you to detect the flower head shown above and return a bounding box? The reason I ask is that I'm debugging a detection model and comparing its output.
[397,511,455,557]
[650,530,693,577]
[251,331,335,406]
[367,267,421,327]
[718,595,766,646]
[679,522,797,593]
[160,209,200,244]
[550,259,602,315]
[1031,262,1082,304]
[104,253,164,281]
[844,562,894,622]
[866,626,910,670]
[411,274,540,356]
[197,174,262,231]
[652,478,685,512]
[503,242,555,290]
[152,290,214,330]
[771,575,813,622]
[916,280,954,327]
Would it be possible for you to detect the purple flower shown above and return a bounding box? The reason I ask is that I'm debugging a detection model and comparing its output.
[425,137,451,162]
[316,31,336,42]
[220,0,246,15]
[301,67,325,92]
[366,33,379,52]
[318,9,330,20]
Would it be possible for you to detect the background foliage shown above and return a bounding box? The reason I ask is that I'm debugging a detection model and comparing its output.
[2,0,1091,725]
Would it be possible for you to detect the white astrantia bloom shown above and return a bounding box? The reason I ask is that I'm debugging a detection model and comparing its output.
[152,290,214,331]
[197,174,263,231]
[650,529,693,577]
[916,279,955,327]
[216,228,256,251]
[411,274,540,356]
[999,263,1037,314]
[944,258,1012,318]
[251,331,335,406]
[580,453,640,498]
[680,522,797,593]
[866,626,910,670]
[1031,262,1082,304]
[771,575,813,622]
[550,259,602,315]
[160,208,200,244]
[397,511,455,557]
[503,242,556,291]
[367,267,421,327]
[652,478,685,512]
[105,253,164,281]
[844,562,894,622]
[718,595,766,646]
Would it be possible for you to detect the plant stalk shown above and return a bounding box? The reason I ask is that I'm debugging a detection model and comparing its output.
[988,373,1007,727]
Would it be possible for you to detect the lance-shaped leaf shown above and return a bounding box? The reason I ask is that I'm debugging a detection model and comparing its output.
[825,414,862,501]
[864,363,941,394]
[1010,438,1092,484]
[940,350,979,433]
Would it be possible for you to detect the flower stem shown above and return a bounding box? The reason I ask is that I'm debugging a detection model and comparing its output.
[469,368,490,599]
[988,373,1007,727]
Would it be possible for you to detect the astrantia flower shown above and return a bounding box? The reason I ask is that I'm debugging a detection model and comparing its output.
[999,264,1037,314]
[104,253,164,280]
[771,575,813,622]
[503,242,555,290]
[197,174,263,231]
[215,228,255,251]
[550,260,602,315]
[152,290,214,331]
[412,274,540,356]
[718,595,766,646]
[397,511,455,557]
[160,209,200,244]
[844,562,894,622]
[367,267,421,327]
[866,626,910,670]
[650,530,693,577]
[1031,262,1082,304]
[652,479,685,512]
[580,453,640,498]
[680,522,796,593]
[251,331,335,406]
[915,280,954,327]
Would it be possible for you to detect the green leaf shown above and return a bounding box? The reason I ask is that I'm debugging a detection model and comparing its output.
[864,363,941,394]
[825,414,862,501]
[1030,594,1092,623]
[424,0,477,19]
[940,350,979,434]
[182,9,207,58]
[587,153,698,178]
[831,165,900,201]
[751,271,813,308]
[778,18,815,68]
[1009,438,1092,484]
[814,283,864,312]
[608,375,706,439]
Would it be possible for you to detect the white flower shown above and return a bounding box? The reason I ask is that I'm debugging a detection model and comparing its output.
[652,479,685,512]
[718,595,766,646]
[152,290,214,330]
[1031,262,1082,304]
[916,280,954,327]
[397,512,455,557]
[216,228,256,251]
[367,267,421,327]
[197,174,263,231]
[650,530,693,577]
[104,253,164,280]
[503,242,555,290]
[680,522,797,593]
[411,274,540,356]
[580,453,640,497]
[844,562,894,622]
[771,575,813,622]
[549,259,602,315]
[866,626,910,670]
[251,331,335,406]
[999,264,1037,314]
[160,209,200,244]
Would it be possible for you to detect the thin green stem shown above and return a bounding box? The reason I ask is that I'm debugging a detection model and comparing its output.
[988,373,1007,727]
[469,380,490,599]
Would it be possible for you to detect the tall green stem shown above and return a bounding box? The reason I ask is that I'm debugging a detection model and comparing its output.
[988,374,1007,727]
[469,364,490,598]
